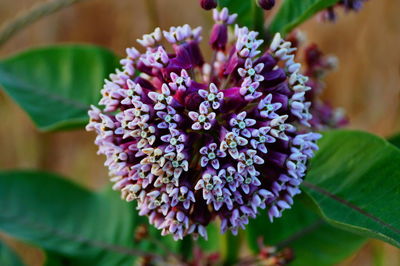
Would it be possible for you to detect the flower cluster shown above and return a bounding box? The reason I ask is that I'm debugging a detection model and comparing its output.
[321,0,369,21]
[303,44,348,129]
[87,8,321,240]
[285,31,348,129]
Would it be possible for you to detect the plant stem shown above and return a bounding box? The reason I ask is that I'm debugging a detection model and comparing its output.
[220,72,233,91]
[0,0,90,47]
[180,235,194,261]
[222,232,241,266]
[209,51,217,81]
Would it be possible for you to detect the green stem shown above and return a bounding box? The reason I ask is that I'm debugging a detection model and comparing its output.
[220,72,233,91]
[0,0,91,47]
[180,235,194,261]
[222,232,241,266]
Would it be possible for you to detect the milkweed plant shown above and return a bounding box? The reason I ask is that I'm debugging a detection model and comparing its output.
[1,0,399,266]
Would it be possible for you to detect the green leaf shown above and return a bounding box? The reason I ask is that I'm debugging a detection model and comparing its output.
[247,194,366,266]
[43,254,66,266]
[303,130,400,248]
[269,0,339,35]
[221,233,241,265]
[0,45,119,131]
[218,0,265,34]
[197,223,221,253]
[0,240,24,266]
[388,133,400,149]
[0,170,153,266]
[179,236,194,260]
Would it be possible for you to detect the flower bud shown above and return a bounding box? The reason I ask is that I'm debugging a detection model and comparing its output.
[209,24,228,50]
[209,8,237,51]
[257,0,275,10]
[199,0,217,10]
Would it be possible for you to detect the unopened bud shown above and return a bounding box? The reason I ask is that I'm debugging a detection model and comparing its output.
[199,0,218,10]
[257,0,275,10]
[134,224,149,242]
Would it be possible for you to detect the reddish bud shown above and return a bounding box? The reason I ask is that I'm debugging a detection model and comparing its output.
[199,0,218,10]
[257,0,275,10]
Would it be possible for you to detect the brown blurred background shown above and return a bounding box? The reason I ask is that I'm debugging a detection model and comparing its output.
[0,0,399,265]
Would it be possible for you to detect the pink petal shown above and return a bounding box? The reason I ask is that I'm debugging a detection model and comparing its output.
[192,122,202,130]
[188,111,199,121]
[198,89,208,98]
[209,83,218,93]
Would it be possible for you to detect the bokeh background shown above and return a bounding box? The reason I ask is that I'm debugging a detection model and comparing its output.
[0,0,399,265]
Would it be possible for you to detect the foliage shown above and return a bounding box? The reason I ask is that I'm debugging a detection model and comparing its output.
[247,130,400,263]
[248,194,366,266]
[388,134,400,149]
[304,130,400,248]
[0,240,24,266]
[218,0,264,34]
[1,0,399,265]
[0,45,119,131]
[269,0,340,35]
[0,171,178,265]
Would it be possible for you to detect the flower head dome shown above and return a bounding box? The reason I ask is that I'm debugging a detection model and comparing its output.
[87,8,321,240]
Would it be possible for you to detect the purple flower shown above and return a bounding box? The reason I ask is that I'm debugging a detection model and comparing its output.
[257,94,282,119]
[87,9,321,240]
[320,0,369,22]
[200,143,226,169]
[188,102,216,130]
[198,83,224,110]
[342,0,367,11]
[229,111,256,138]
[209,9,237,50]
[286,39,348,129]
[218,166,243,192]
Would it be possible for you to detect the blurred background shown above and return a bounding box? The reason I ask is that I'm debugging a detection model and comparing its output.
[0,0,399,265]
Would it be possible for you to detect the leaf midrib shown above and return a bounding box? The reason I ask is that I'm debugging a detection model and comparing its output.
[275,219,324,249]
[303,181,400,237]
[0,210,151,258]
